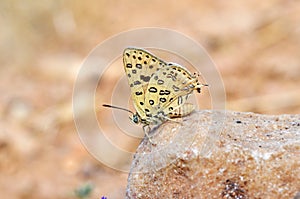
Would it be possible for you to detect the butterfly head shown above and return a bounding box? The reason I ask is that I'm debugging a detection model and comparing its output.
[131,113,140,124]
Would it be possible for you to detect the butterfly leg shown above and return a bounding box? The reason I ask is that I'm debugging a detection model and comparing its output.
[143,125,157,146]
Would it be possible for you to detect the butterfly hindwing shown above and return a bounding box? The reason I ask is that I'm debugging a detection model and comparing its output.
[144,63,200,120]
[168,103,195,118]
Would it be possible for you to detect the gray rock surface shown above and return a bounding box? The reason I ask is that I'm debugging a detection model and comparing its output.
[126,111,300,198]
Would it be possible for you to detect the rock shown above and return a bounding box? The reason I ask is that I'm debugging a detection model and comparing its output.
[126,111,300,198]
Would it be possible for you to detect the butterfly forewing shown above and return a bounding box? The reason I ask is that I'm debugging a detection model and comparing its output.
[123,48,167,121]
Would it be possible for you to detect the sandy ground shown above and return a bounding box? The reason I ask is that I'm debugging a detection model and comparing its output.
[0,1,299,198]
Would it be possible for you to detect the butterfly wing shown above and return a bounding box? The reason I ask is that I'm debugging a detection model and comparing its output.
[144,63,203,122]
[168,103,195,118]
[123,48,167,122]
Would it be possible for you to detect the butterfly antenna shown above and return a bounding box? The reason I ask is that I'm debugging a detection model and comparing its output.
[102,104,134,115]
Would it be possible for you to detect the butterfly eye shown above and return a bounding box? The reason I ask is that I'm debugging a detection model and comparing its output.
[132,114,139,124]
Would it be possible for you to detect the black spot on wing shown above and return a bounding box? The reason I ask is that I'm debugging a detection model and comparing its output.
[160,98,166,103]
[146,113,152,117]
[140,75,151,82]
[136,64,142,69]
[134,81,141,85]
[126,63,132,68]
[167,73,177,81]
[149,100,154,105]
[181,86,189,91]
[172,85,180,92]
[148,87,157,93]
[135,91,143,96]
[157,79,164,85]
[177,96,183,105]
[159,90,171,95]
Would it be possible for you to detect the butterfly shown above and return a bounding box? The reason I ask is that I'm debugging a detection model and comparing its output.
[103,47,208,143]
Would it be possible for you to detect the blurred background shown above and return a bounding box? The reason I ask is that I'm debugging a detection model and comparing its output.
[0,0,299,198]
